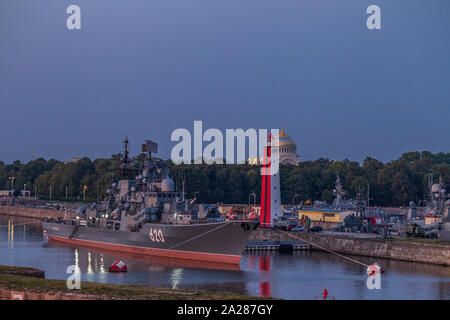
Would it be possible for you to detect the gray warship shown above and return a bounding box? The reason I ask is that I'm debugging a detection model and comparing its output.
[43,138,258,264]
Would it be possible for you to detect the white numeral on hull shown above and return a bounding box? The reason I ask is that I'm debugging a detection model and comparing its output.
[149,228,165,243]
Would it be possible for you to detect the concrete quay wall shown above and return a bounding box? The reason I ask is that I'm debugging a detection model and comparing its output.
[250,228,450,266]
[0,205,68,219]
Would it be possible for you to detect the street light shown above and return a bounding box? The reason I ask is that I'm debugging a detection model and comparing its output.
[83,185,87,201]
[418,200,425,217]
[248,192,256,206]
[8,177,15,197]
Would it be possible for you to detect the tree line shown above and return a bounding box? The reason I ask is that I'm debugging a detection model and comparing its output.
[0,151,448,206]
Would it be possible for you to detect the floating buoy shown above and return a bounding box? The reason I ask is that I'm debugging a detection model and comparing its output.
[323,288,328,300]
[109,260,127,273]
[367,263,383,276]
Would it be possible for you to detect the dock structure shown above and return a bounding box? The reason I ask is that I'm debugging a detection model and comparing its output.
[244,240,311,253]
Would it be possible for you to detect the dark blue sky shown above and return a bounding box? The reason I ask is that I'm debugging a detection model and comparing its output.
[1,0,449,163]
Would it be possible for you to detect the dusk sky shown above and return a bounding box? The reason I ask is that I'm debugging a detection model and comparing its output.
[1,0,449,164]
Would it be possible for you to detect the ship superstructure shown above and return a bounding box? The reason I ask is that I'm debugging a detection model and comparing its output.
[97,138,214,228]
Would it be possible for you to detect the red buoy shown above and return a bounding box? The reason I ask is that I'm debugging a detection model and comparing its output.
[323,288,328,300]
[367,263,383,275]
[109,260,127,273]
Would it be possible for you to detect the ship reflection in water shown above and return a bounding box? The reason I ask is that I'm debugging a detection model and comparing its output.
[1,215,449,299]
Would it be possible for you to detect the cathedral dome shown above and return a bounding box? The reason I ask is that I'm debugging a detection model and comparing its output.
[274,127,301,165]
[249,127,302,166]
[277,127,296,146]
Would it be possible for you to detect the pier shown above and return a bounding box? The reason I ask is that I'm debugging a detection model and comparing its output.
[245,240,311,253]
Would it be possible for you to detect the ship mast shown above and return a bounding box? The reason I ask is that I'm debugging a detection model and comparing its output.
[123,136,129,163]
[121,135,129,179]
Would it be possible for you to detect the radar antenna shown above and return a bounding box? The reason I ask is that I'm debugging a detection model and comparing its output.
[123,136,129,164]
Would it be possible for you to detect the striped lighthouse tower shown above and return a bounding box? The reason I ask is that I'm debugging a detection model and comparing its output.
[260,133,281,227]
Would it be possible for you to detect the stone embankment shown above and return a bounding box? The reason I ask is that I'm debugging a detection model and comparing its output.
[250,228,450,266]
[0,205,69,219]
[0,288,114,300]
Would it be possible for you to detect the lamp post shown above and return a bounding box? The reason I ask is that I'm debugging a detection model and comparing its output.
[248,192,256,206]
[418,200,424,217]
[83,185,87,202]
[292,194,299,207]
[49,186,52,201]
[8,177,15,197]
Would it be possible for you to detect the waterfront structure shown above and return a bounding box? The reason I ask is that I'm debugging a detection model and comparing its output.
[0,190,13,197]
[20,190,31,197]
[425,215,442,225]
[297,208,354,223]
[217,204,261,218]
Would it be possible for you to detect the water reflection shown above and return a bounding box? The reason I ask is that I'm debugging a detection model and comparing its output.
[99,254,105,273]
[0,216,42,245]
[8,220,14,248]
[0,215,449,299]
[171,268,183,289]
[258,256,271,297]
[74,248,79,270]
[87,252,93,274]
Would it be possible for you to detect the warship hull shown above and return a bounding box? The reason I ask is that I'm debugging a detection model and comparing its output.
[43,221,256,264]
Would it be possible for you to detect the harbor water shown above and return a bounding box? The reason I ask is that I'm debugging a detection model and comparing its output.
[0,215,449,300]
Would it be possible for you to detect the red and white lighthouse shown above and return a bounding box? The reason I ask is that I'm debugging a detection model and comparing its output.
[260,133,281,227]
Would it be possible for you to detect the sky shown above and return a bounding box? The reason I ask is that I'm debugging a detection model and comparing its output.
[1,0,449,164]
